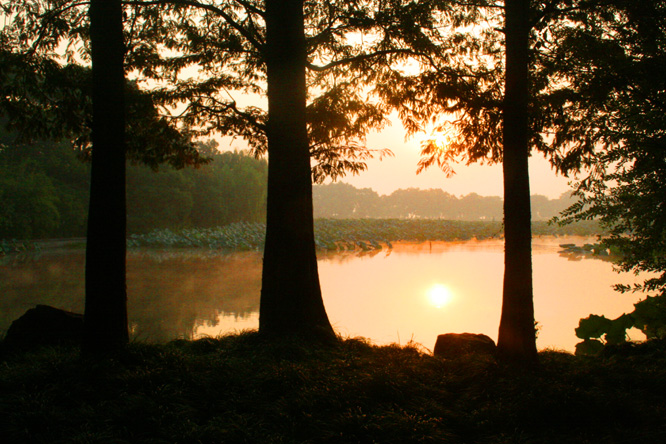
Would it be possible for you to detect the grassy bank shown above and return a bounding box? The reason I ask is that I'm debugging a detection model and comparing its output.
[1,333,665,443]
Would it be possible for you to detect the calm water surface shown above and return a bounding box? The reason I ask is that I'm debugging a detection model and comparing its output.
[0,236,647,351]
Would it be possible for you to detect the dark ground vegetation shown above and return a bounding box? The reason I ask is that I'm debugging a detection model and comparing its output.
[1,332,665,443]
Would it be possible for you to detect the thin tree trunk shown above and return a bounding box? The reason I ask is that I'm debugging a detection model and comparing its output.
[259,0,334,338]
[82,0,129,353]
[497,0,538,364]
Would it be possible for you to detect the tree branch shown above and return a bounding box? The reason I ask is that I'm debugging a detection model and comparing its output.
[182,94,267,132]
[38,1,90,19]
[123,0,265,51]
[306,48,421,72]
[531,0,607,29]
[450,1,504,9]
[232,0,265,17]
[21,1,89,56]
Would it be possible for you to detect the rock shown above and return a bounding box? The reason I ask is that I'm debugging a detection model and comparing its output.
[433,333,497,358]
[3,305,84,350]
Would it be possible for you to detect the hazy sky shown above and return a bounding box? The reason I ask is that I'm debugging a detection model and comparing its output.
[338,118,574,199]
[218,93,574,199]
[221,117,574,200]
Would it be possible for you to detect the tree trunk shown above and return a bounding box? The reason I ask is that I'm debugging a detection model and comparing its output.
[259,0,334,338]
[497,0,538,364]
[82,0,129,353]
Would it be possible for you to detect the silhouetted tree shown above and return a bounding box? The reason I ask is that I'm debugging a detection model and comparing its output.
[496,0,537,364]
[110,0,399,339]
[372,0,537,363]
[5,0,411,340]
[82,0,129,353]
[258,0,333,337]
[374,0,611,364]
[2,0,211,352]
[551,0,666,347]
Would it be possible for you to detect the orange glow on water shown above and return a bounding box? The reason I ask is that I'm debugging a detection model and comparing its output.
[2,237,650,352]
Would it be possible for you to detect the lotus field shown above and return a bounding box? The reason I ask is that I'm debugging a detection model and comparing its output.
[126,219,602,251]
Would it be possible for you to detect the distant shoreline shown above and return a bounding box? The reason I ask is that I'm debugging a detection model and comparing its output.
[3,219,603,254]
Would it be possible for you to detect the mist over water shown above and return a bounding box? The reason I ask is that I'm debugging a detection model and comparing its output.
[0,250,262,343]
[0,237,646,351]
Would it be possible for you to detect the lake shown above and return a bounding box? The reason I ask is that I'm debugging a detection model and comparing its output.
[0,236,647,352]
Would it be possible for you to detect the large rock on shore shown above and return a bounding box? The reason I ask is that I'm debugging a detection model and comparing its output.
[3,305,84,350]
[433,333,497,359]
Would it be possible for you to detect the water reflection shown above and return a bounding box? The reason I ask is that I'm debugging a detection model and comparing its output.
[0,249,261,342]
[127,250,261,341]
[317,237,647,351]
[0,237,649,351]
[427,284,454,308]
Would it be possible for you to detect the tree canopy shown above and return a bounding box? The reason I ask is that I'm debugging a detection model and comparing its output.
[312,181,573,220]
[547,0,666,351]
[1,0,399,180]
[0,47,204,169]
[550,0,666,293]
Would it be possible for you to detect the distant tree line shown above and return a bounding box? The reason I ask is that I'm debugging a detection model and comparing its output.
[0,138,89,240]
[313,182,573,221]
[1,134,574,241]
[126,142,267,234]
[0,137,267,239]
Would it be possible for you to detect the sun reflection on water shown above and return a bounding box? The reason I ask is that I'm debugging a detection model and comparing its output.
[2,237,650,352]
[427,284,454,308]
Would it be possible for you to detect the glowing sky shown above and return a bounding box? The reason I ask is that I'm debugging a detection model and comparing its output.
[220,95,574,200]
[337,116,574,199]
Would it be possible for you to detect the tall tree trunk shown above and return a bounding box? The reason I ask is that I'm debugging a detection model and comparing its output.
[497,0,538,364]
[82,0,129,354]
[259,0,334,338]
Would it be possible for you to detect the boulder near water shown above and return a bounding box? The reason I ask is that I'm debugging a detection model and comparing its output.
[433,333,497,359]
[3,305,84,350]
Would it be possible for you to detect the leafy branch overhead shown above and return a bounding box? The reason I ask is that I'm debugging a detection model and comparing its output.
[131,0,402,180]
[0,19,204,169]
[2,0,415,180]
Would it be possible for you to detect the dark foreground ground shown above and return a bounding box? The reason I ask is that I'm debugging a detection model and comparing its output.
[1,333,665,444]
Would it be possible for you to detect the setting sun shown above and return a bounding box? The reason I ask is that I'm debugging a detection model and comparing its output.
[430,130,454,150]
[420,127,455,153]
[427,284,454,308]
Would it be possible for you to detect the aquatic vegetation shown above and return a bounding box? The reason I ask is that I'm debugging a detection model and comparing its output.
[575,296,666,356]
[0,239,39,256]
[127,219,602,251]
[557,242,616,260]
[127,222,267,250]
[0,240,41,267]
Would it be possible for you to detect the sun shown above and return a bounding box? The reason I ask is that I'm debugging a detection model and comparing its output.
[430,131,453,149]
[427,284,454,308]
[421,126,456,152]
